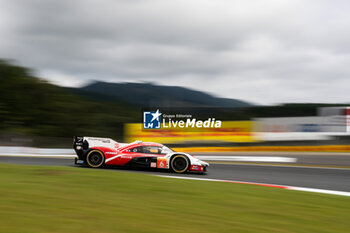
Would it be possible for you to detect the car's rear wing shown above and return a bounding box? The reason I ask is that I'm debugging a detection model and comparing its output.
[73,136,119,151]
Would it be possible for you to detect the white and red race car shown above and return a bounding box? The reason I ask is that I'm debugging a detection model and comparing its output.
[73,136,209,173]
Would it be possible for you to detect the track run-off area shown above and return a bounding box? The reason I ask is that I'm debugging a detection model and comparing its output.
[0,153,350,197]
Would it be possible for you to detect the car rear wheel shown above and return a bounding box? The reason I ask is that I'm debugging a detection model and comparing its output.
[86,150,105,168]
[170,154,189,173]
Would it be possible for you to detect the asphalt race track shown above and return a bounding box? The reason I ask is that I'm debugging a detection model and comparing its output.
[194,152,350,166]
[1,155,350,192]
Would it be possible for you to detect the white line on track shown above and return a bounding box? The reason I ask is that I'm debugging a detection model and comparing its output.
[157,175,350,197]
[287,187,350,197]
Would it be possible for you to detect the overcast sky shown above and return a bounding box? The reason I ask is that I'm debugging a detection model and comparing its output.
[1,0,350,104]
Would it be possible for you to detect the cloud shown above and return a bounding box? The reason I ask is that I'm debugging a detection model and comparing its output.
[1,0,350,104]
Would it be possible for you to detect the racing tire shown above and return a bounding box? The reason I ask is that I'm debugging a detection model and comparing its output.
[86,150,105,168]
[170,154,190,173]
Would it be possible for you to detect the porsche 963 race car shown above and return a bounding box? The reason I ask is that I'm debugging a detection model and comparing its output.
[73,136,209,173]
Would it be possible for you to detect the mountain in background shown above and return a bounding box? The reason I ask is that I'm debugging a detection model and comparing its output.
[74,81,252,108]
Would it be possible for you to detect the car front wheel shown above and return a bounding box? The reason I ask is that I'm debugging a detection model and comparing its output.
[170,154,190,173]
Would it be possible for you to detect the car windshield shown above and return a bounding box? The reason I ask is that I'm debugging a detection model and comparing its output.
[160,146,173,154]
[131,145,174,154]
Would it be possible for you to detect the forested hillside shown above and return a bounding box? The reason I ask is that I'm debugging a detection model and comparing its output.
[78,81,252,108]
[0,60,137,139]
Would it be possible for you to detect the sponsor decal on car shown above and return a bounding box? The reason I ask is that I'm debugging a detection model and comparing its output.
[150,162,157,168]
[105,152,118,154]
[157,158,167,168]
[190,165,203,171]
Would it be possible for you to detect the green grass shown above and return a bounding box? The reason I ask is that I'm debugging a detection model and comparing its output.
[0,163,349,233]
